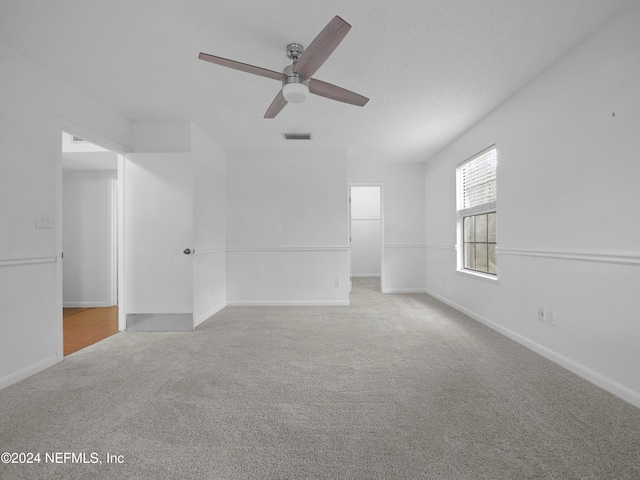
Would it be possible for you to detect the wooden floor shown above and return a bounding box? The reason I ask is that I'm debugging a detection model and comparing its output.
[63,306,119,356]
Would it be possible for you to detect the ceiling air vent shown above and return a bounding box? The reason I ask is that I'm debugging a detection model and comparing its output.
[282,132,312,141]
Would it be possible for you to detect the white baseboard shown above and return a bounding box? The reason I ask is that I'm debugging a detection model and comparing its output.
[0,355,58,391]
[424,287,640,409]
[194,302,227,328]
[383,288,426,294]
[227,300,350,307]
[63,301,112,308]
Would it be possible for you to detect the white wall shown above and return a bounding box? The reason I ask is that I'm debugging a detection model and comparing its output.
[350,186,381,277]
[131,121,191,153]
[348,160,426,293]
[226,149,349,305]
[424,2,640,407]
[0,41,131,389]
[62,170,116,307]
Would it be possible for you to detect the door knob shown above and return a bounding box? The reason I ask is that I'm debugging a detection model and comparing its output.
[183,248,192,255]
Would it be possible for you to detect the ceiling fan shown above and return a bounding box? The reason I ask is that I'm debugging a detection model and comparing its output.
[198,15,369,118]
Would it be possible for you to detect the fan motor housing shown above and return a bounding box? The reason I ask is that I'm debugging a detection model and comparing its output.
[282,65,309,87]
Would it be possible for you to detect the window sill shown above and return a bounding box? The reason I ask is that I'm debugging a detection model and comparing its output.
[456,268,499,285]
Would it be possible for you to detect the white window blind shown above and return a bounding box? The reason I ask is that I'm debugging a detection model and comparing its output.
[459,148,497,210]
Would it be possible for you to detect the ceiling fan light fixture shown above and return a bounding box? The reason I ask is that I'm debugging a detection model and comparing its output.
[282,65,309,103]
[282,81,309,103]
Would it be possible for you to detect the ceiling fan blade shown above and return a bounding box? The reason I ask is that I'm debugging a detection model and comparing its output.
[293,16,351,79]
[264,90,288,118]
[198,53,286,81]
[309,79,369,107]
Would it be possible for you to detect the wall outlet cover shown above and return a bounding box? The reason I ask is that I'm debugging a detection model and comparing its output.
[36,212,54,229]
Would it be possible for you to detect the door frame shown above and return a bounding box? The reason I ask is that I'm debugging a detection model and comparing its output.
[348,183,385,292]
[56,120,128,359]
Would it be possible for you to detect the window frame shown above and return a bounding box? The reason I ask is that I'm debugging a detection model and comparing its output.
[456,146,498,280]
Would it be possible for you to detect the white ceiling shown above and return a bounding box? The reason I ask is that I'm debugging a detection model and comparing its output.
[1,0,635,163]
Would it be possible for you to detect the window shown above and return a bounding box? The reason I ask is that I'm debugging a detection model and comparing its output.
[457,147,497,276]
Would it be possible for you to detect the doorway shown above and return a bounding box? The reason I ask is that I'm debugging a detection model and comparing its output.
[61,131,122,355]
[349,185,384,292]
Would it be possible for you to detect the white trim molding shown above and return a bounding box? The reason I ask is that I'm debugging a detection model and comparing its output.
[0,355,59,391]
[498,247,640,266]
[193,248,226,256]
[385,244,427,249]
[385,288,427,294]
[0,255,57,268]
[227,245,349,253]
[455,268,499,284]
[63,301,112,308]
[227,300,350,307]
[425,244,456,251]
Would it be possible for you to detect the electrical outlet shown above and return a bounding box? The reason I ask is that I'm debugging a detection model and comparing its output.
[36,212,53,229]
[537,307,545,322]
[334,278,340,287]
[547,309,557,326]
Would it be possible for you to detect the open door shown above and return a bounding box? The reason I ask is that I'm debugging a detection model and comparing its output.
[124,153,194,331]
[349,185,383,291]
[60,131,121,356]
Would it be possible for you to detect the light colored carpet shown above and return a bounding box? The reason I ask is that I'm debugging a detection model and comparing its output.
[1,277,639,479]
